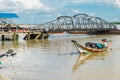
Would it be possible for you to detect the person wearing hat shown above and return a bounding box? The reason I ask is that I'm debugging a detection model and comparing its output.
[101,39,112,48]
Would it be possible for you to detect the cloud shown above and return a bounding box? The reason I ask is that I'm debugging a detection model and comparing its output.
[0,0,53,12]
[1,0,120,14]
[111,0,120,8]
[15,0,52,10]
[0,0,16,12]
[0,0,120,24]
[60,9,81,16]
[74,0,120,9]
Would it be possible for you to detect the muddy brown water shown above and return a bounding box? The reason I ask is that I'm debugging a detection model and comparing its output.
[0,33,120,80]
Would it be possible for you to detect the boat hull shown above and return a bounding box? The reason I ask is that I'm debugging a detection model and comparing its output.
[67,31,89,34]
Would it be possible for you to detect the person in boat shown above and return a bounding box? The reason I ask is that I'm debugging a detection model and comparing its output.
[101,39,108,48]
[101,39,112,48]
[85,39,110,49]
[85,42,103,49]
[85,42,96,48]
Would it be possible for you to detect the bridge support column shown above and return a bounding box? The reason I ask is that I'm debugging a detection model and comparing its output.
[13,33,19,41]
[1,33,19,41]
[23,32,49,40]
[1,35,4,41]
[26,32,30,40]
[42,33,49,39]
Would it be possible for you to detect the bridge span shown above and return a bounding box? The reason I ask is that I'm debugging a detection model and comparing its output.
[0,13,118,34]
[33,13,117,34]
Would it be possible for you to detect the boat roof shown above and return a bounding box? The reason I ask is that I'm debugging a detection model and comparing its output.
[0,13,19,18]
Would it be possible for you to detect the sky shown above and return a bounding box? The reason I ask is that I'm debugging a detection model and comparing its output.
[0,0,120,24]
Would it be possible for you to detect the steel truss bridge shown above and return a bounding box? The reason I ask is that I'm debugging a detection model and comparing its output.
[0,13,117,33]
[33,13,117,33]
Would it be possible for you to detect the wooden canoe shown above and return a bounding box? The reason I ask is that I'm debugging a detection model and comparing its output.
[71,40,111,53]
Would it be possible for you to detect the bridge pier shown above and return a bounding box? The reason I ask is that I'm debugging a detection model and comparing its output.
[13,33,19,41]
[23,32,49,40]
[1,33,19,41]
[42,33,49,39]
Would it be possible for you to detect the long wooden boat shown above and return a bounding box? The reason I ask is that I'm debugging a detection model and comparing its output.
[71,40,112,53]
[67,31,89,34]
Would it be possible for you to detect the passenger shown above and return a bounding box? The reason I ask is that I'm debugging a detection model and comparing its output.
[101,39,108,48]
[85,39,108,49]
[94,43,103,49]
[85,42,95,48]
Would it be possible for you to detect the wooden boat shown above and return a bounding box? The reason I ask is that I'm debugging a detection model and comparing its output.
[67,31,89,34]
[48,31,64,34]
[0,49,16,64]
[72,40,112,70]
[71,40,112,53]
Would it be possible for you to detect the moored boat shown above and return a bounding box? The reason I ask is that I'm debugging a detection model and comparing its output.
[48,31,64,34]
[67,31,89,34]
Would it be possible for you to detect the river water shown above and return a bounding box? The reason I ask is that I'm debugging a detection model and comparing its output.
[0,33,120,80]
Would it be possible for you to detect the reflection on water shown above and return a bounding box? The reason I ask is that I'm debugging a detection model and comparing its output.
[0,34,120,80]
[73,51,110,71]
[0,41,19,49]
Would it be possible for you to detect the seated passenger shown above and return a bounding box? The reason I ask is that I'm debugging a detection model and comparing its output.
[94,43,103,49]
[85,39,108,49]
[85,42,95,48]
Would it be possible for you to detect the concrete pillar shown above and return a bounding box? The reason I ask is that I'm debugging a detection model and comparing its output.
[1,35,4,41]
[43,33,49,39]
[27,32,30,40]
[35,34,40,40]
[13,33,19,41]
